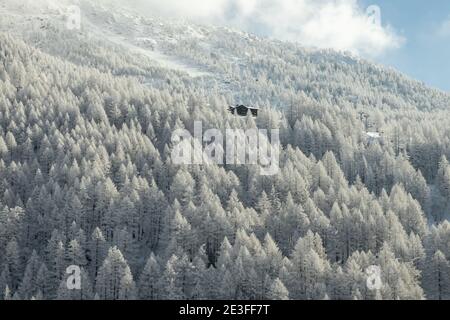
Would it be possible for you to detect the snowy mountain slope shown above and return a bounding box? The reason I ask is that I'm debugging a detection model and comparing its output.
[2,0,450,114]
[2,0,450,302]
[0,0,211,78]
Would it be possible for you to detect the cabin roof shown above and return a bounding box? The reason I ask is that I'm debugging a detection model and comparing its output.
[234,104,259,110]
[229,105,259,117]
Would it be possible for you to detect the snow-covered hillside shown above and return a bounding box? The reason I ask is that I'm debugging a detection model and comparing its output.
[1,0,450,301]
[2,0,450,111]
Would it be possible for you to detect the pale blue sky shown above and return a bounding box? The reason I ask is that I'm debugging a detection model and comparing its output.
[360,0,450,91]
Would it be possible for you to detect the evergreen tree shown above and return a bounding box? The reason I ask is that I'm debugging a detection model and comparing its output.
[267,278,289,300]
[423,251,450,300]
[95,247,135,300]
[138,253,161,300]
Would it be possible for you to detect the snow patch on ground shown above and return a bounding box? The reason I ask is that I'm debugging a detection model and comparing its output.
[80,4,211,78]
[366,132,381,139]
[92,27,210,78]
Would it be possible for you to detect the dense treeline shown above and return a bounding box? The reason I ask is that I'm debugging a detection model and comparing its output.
[0,12,450,301]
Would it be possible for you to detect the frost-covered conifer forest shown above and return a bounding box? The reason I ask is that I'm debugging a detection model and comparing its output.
[0,0,449,301]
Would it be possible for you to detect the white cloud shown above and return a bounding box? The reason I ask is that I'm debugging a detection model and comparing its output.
[131,0,229,19]
[7,0,405,56]
[122,0,405,57]
[131,0,403,57]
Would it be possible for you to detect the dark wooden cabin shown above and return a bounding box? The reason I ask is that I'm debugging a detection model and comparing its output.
[229,105,258,117]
